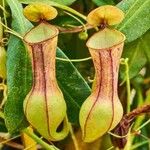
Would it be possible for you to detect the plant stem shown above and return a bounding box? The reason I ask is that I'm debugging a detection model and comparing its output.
[0,83,7,108]
[137,88,144,105]
[132,89,145,129]
[124,132,132,150]
[0,21,23,39]
[64,11,87,32]
[125,58,131,113]
[0,111,4,119]
[47,1,86,20]
[120,58,131,113]
[20,0,86,20]
[58,24,93,33]
[131,140,149,150]
[5,30,23,39]
[135,118,150,131]
[120,58,132,150]
[21,127,37,150]
[108,131,128,138]
[56,56,91,62]
[0,135,20,145]
[2,0,8,27]
[23,128,59,150]
[69,123,80,150]
[0,5,6,13]
[106,146,114,150]
[130,88,145,145]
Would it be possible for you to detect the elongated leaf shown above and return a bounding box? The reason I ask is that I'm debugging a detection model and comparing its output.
[6,0,32,34]
[141,30,150,62]
[48,0,76,5]
[117,0,135,13]
[4,0,33,134]
[92,0,114,6]
[120,35,147,79]
[19,0,76,6]
[5,36,32,133]
[5,0,90,133]
[56,49,91,123]
[117,0,150,42]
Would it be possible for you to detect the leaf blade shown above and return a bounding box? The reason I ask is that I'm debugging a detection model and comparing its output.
[6,0,32,34]
[117,0,150,42]
[56,48,91,123]
[120,34,148,80]
[92,0,115,6]
[19,0,76,6]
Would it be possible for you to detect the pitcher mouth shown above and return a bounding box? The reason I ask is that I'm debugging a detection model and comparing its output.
[86,28,126,50]
[23,22,59,45]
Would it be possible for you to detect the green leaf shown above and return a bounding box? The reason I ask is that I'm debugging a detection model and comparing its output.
[92,0,114,6]
[141,30,150,62]
[19,0,86,20]
[19,0,76,6]
[117,0,150,43]
[56,49,91,123]
[120,35,147,80]
[4,36,32,134]
[5,0,90,133]
[6,0,32,35]
[48,0,76,5]
[117,0,135,13]
[4,0,33,134]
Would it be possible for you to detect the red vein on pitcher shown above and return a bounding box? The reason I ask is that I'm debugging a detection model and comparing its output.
[83,52,102,139]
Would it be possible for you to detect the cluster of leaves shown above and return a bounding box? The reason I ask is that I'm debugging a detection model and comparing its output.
[0,0,150,149]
